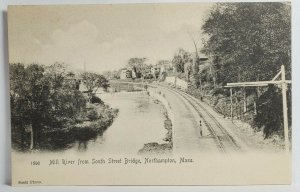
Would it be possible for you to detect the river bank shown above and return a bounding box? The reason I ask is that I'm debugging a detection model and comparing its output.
[138,88,174,155]
[12,102,119,152]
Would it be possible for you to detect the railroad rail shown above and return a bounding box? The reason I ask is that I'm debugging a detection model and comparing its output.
[160,85,241,152]
[110,80,242,152]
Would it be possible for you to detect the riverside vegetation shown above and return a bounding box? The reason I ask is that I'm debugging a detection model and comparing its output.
[10,63,118,151]
[104,3,291,141]
[185,2,291,140]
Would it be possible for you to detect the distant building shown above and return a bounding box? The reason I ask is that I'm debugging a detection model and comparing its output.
[150,66,160,79]
[120,69,127,79]
[120,68,133,79]
[192,52,210,65]
[131,69,136,79]
[64,77,84,91]
[156,60,172,73]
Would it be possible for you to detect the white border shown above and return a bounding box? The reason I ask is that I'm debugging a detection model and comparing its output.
[1,0,299,191]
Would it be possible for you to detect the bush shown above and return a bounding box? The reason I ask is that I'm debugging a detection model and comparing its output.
[91,95,104,104]
[86,109,99,121]
[254,85,291,139]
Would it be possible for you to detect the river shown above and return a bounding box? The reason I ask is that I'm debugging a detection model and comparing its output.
[63,91,167,155]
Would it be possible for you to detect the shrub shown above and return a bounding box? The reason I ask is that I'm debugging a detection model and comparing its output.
[91,95,104,104]
[86,109,99,121]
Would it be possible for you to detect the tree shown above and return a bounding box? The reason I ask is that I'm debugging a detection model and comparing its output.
[21,64,48,149]
[10,63,32,149]
[127,58,147,79]
[81,72,109,102]
[102,70,120,80]
[172,49,191,74]
[201,2,291,138]
[187,31,202,88]
[254,85,291,139]
[156,60,171,81]
[202,2,291,84]
[10,63,87,150]
[190,57,200,88]
[184,59,193,82]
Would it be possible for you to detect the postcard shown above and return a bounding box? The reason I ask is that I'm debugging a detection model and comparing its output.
[8,2,292,186]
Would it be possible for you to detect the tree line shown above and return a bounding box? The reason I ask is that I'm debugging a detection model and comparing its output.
[171,2,291,139]
[10,62,114,150]
[100,2,291,139]
[103,58,171,81]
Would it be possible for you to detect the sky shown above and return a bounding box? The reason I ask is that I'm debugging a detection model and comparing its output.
[8,3,213,73]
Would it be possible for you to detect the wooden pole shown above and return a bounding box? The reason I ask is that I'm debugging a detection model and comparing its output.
[225,66,291,153]
[253,100,257,115]
[230,88,233,121]
[281,65,289,153]
[235,92,238,119]
[30,125,33,150]
[226,80,291,87]
[243,88,247,113]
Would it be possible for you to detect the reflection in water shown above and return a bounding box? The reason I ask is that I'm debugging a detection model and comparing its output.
[109,83,146,93]
[136,96,150,113]
[77,141,88,151]
[64,91,167,155]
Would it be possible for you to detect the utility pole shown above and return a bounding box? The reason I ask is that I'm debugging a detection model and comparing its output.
[230,88,233,121]
[225,65,291,153]
[281,65,289,153]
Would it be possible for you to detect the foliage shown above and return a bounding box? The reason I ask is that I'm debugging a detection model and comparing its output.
[86,109,100,121]
[190,58,200,88]
[127,57,148,79]
[102,70,120,80]
[254,85,292,139]
[10,63,119,151]
[171,48,191,74]
[10,63,87,149]
[182,60,191,82]
[91,95,104,104]
[81,72,109,101]
[201,2,291,84]
[199,2,291,138]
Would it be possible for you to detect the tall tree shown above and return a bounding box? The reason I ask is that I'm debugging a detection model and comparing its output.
[202,2,291,84]
[127,58,148,79]
[172,49,191,74]
[10,63,87,150]
[188,31,202,88]
[201,2,291,138]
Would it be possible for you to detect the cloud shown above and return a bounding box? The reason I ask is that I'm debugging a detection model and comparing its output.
[9,4,213,73]
[37,20,130,72]
[25,19,203,74]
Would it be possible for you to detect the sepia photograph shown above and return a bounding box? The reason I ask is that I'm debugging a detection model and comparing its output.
[7,2,292,186]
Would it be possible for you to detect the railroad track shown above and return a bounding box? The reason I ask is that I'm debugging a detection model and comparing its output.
[110,81,241,152]
[160,85,241,153]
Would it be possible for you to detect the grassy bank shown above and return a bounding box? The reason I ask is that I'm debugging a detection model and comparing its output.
[185,86,289,151]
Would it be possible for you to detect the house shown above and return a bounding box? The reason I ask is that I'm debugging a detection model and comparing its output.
[120,69,128,79]
[150,66,157,78]
[120,68,135,79]
[156,60,172,74]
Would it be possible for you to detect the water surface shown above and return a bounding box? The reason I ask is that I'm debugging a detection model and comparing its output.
[63,91,167,155]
